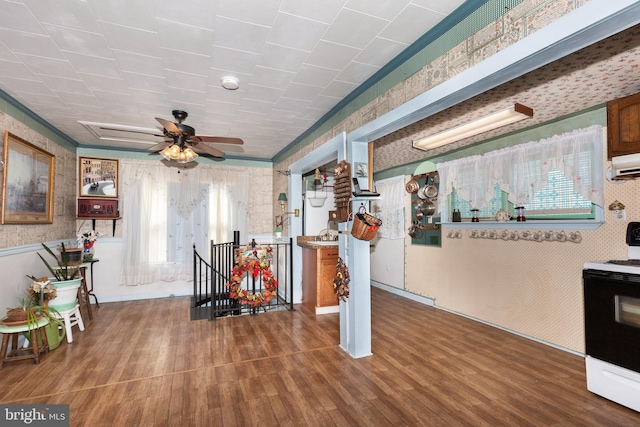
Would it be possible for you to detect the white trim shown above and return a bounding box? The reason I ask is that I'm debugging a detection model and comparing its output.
[439,218,604,231]
[315,305,340,315]
[0,237,122,257]
[371,280,434,306]
[98,290,191,303]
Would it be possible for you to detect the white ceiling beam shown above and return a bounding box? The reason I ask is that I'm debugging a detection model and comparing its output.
[349,0,640,143]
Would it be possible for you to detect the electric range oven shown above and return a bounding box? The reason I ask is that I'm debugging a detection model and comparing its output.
[583,222,640,413]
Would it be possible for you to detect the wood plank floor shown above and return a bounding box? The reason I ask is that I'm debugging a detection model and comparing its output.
[1,287,639,426]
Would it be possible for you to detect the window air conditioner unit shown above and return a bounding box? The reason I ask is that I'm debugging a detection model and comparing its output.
[611,153,640,179]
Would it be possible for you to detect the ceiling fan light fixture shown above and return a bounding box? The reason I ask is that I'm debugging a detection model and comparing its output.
[413,103,533,151]
[161,144,199,164]
[221,76,239,90]
[151,110,242,159]
[183,147,198,162]
[160,146,173,161]
[177,151,188,163]
[168,144,181,159]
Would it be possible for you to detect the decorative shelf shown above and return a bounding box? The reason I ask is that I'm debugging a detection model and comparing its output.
[76,217,121,236]
[416,224,440,230]
[351,195,382,200]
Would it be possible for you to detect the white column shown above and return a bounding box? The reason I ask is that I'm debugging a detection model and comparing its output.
[339,139,372,358]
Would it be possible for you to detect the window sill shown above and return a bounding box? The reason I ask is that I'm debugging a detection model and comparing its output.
[440,220,603,230]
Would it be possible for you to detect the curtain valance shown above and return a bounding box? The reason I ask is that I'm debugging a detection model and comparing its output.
[436,125,604,214]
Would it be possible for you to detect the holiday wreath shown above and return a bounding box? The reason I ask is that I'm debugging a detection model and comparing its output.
[226,242,278,306]
[333,257,350,301]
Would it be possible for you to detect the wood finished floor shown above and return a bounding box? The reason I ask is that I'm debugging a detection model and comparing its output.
[1,287,639,426]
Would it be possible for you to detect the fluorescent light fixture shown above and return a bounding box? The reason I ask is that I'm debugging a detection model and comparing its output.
[413,103,533,151]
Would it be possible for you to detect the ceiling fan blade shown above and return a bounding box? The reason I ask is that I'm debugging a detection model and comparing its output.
[192,143,225,157]
[192,136,244,145]
[147,141,171,152]
[156,117,181,134]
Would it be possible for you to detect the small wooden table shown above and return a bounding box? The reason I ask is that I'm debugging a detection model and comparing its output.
[0,317,50,369]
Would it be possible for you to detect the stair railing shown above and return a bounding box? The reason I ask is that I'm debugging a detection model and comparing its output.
[192,232,294,321]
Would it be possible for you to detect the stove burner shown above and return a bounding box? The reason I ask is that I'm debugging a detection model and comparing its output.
[607,259,640,266]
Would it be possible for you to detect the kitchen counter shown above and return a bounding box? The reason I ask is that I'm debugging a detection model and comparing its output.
[296,235,338,249]
[297,236,339,314]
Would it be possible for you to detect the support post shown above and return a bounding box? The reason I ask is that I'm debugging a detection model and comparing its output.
[339,139,373,358]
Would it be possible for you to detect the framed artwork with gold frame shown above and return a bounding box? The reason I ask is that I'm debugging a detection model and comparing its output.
[1,131,55,224]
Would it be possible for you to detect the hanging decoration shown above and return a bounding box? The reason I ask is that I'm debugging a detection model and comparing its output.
[350,205,382,241]
[226,242,278,306]
[333,257,350,301]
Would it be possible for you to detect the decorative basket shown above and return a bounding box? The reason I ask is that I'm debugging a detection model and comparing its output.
[350,206,382,241]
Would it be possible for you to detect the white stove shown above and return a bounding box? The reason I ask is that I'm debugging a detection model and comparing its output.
[583,249,640,274]
[583,222,640,413]
[584,224,640,273]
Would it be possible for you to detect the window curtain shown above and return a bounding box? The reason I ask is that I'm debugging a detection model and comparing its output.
[436,154,496,213]
[372,176,405,239]
[119,161,249,286]
[436,125,604,213]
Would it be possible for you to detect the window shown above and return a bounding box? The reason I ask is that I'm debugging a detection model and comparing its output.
[522,169,594,219]
[450,170,595,220]
[438,125,604,226]
[119,162,249,286]
[166,183,213,264]
[450,183,504,220]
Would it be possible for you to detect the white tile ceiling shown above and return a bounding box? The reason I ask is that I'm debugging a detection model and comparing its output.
[0,0,465,160]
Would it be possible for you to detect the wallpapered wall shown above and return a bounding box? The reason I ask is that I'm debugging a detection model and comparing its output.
[272,0,591,186]
[406,132,636,354]
[0,111,275,307]
[0,112,77,248]
[0,111,276,250]
[270,0,636,353]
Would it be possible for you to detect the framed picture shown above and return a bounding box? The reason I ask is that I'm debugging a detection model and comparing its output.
[79,157,118,198]
[1,131,55,224]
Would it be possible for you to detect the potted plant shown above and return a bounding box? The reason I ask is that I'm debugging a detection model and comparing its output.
[26,278,66,349]
[3,281,65,350]
[77,230,102,261]
[27,277,57,309]
[5,297,39,324]
[31,243,84,313]
[36,242,81,282]
[4,295,60,333]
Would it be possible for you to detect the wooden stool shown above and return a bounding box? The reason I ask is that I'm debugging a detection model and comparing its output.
[0,317,50,369]
[78,265,93,320]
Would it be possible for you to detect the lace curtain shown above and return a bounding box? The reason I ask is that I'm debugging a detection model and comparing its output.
[372,176,406,239]
[119,162,249,286]
[436,125,604,214]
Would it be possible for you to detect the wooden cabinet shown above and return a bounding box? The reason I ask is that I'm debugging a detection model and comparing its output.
[301,246,339,314]
[607,91,640,158]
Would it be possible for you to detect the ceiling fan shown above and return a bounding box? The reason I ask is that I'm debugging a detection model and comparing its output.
[148,110,243,161]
